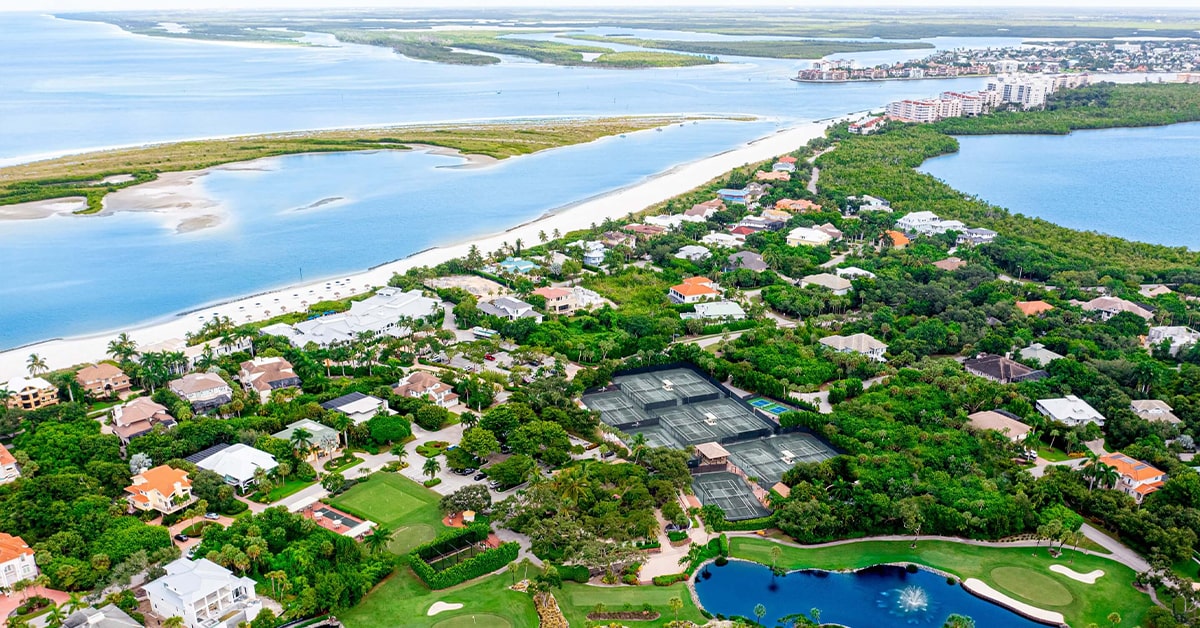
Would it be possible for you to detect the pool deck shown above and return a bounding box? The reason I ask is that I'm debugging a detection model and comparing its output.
[961,578,1066,626]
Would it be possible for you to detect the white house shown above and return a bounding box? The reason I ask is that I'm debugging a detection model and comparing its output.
[800,273,853,296]
[479,296,543,323]
[1100,452,1166,504]
[0,533,37,588]
[786,227,834,248]
[193,444,279,492]
[701,232,743,247]
[1146,326,1200,355]
[1081,296,1154,322]
[674,245,711,262]
[1036,395,1105,427]
[819,333,888,362]
[320,391,392,424]
[143,558,261,628]
[1019,343,1064,366]
[63,605,142,628]
[958,228,998,246]
[895,211,941,233]
[261,287,438,348]
[168,373,233,413]
[681,301,747,321]
[836,267,876,280]
[1130,399,1182,425]
[668,277,721,304]
[0,444,21,485]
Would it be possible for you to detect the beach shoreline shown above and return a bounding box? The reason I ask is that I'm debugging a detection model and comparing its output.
[0,118,841,375]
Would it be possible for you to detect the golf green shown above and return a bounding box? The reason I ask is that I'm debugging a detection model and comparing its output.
[432,613,512,628]
[989,566,1074,607]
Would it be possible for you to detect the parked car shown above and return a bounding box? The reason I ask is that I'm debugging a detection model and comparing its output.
[473,472,488,481]
[174,534,189,542]
[204,512,221,520]
[500,444,513,454]
[601,450,616,459]
[453,467,477,476]
[488,481,501,490]
[186,547,198,559]
[665,522,690,532]
[484,354,496,361]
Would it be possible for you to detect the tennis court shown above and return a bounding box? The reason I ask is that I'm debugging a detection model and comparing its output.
[693,472,771,521]
[582,389,650,429]
[724,433,837,485]
[748,397,792,416]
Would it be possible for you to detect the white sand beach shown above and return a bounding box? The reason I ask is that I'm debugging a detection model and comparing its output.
[0,119,835,377]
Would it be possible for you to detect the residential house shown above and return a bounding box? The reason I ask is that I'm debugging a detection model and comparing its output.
[0,533,37,588]
[479,296,544,323]
[192,443,279,492]
[760,209,792,222]
[1019,343,1065,366]
[1037,395,1105,427]
[966,410,1032,443]
[644,214,698,230]
[238,357,300,403]
[1016,300,1055,316]
[777,156,798,165]
[729,225,761,238]
[1130,399,1182,425]
[140,336,253,373]
[601,231,636,249]
[111,397,177,444]
[815,223,843,241]
[668,277,721,304]
[4,376,57,410]
[682,301,747,321]
[836,266,876,280]
[923,219,966,235]
[125,465,195,515]
[532,286,579,316]
[1139,284,1173,299]
[570,240,608,266]
[702,232,743,247]
[0,444,19,484]
[776,199,822,213]
[624,224,666,239]
[848,116,887,134]
[686,199,724,218]
[569,286,605,310]
[143,558,261,628]
[819,333,888,361]
[168,373,233,413]
[932,257,966,272]
[755,170,790,182]
[260,287,439,348]
[63,605,142,628]
[1099,452,1166,503]
[963,354,1047,384]
[736,215,785,232]
[496,258,539,274]
[800,273,853,296]
[1146,326,1200,355]
[272,419,341,463]
[674,245,712,262]
[786,226,834,248]
[75,363,132,398]
[957,228,998,246]
[321,391,392,424]
[727,251,768,272]
[716,188,751,205]
[772,160,796,173]
[883,230,910,249]
[394,371,459,408]
[1081,296,1154,321]
[895,211,941,233]
[851,195,891,213]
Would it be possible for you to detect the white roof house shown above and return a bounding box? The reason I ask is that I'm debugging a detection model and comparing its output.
[674,245,712,262]
[701,232,743,247]
[1146,326,1200,355]
[836,266,876,280]
[800,273,853,296]
[63,605,141,628]
[1130,399,1182,425]
[895,211,940,233]
[1019,343,1065,365]
[1036,395,1105,427]
[142,558,261,628]
[194,444,278,491]
[262,288,438,348]
[479,296,544,322]
[682,301,747,321]
[1081,296,1154,322]
[320,392,392,424]
[786,227,834,248]
[819,333,888,361]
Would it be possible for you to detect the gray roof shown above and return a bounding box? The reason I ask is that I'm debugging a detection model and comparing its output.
[728,251,768,272]
[63,605,141,628]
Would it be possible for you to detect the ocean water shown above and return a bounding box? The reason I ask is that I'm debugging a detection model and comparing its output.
[919,122,1200,249]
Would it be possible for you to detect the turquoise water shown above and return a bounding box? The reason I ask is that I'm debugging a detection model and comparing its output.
[694,561,1049,627]
[919,123,1200,249]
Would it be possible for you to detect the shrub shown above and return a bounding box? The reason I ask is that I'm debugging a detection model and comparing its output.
[555,563,591,583]
[712,515,774,532]
[906,564,919,573]
[667,530,688,542]
[622,573,639,585]
[652,573,689,586]
[714,556,728,566]
[408,525,519,589]
[718,533,729,557]
[423,478,442,488]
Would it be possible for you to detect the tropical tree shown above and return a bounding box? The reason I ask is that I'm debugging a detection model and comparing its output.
[1095,463,1120,490]
[163,617,185,628]
[668,596,683,621]
[265,570,288,599]
[364,527,391,555]
[754,603,767,626]
[26,354,48,377]
[289,427,315,460]
[44,605,65,628]
[423,457,442,481]
[630,432,648,463]
[943,615,975,628]
[770,545,783,570]
[107,333,138,363]
[1107,611,1121,627]
[810,608,822,625]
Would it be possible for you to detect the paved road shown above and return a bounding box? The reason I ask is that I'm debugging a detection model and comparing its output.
[1080,522,1151,573]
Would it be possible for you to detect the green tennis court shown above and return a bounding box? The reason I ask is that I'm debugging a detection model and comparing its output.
[748,397,791,415]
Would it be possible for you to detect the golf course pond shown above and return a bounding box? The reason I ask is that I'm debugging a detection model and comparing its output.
[693,560,1051,627]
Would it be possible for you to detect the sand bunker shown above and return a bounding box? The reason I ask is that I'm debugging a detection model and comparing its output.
[427,602,464,616]
[1050,564,1104,584]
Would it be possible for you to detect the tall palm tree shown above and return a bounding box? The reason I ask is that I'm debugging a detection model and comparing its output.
[754,603,767,626]
[629,432,648,463]
[1095,463,1120,490]
[364,526,391,554]
[289,428,315,460]
[330,413,352,448]
[44,605,65,628]
[556,470,587,507]
[422,457,441,481]
[26,354,48,377]
[163,617,185,628]
[107,333,138,363]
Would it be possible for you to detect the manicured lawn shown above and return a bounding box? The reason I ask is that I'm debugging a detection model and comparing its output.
[340,569,535,628]
[328,472,446,554]
[731,537,1151,628]
[1037,445,1075,462]
[323,453,362,474]
[254,478,314,503]
[559,582,706,627]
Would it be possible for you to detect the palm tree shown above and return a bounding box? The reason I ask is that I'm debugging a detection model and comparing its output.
[629,432,648,463]
[289,427,315,460]
[364,527,391,554]
[394,445,410,466]
[107,333,138,363]
[1048,428,1061,453]
[163,617,185,628]
[423,457,441,481]
[265,570,288,599]
[810,607,822,626]
[26,354,48,377]
[45,605,65,628]
[556,470,587,507]
[330,412,352,448]
[1095,463,1120,490]
[64,593,85,614]
[1107,611,1121,627]
[508,561,520,585]
[943,614,975,628]
[668,596,683,621]
[754,603,767,626]
[770,545,782,570]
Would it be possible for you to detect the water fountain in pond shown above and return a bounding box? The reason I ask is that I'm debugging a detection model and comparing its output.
[898,586,929,613]
[878,585,939,624]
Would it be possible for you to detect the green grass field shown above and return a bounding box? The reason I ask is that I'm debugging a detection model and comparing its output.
[340,569,536,628]
[559,582,706,627]
[328,472,446,554]
[731,537,1151,628]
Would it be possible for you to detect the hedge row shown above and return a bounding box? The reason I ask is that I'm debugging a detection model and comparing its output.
[411,522,491,561]
[553,563,591,583]
[713,515,775,532]
[652,573,689,586]
[410,542,520,589]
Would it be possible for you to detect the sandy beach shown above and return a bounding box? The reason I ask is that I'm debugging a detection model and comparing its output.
[0,119,835,377]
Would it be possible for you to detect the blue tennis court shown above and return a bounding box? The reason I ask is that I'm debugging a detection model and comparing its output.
[748,397,791,415]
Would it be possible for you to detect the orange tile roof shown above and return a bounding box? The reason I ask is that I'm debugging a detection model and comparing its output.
[671,277,719,297]
[1100,452,1164,483]
[777,156,798,164]
[0,532,34,563]
[126,465,191,498]
[532,287,570,299]
[1134,480,1165,496]
[885,230,910,247]
[0,444,14,467]
[1016,300,1055,316]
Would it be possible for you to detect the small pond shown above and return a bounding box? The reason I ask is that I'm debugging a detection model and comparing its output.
[693,560,1050,627]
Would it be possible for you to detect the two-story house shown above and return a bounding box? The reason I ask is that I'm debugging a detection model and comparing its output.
[272,419,342,464]
[532,287,579,316]
[237,357,301,403]
[5,376,58,410]
[0,444,21,484]
[320,391,393,425]
[143,558,261,628]
[394,371,459,408]
[125,465,196,515]
[75,363,132,398]
[819,333,888,362]
[0,533,38,588]
[478,297,544,323]
[168,373,233,413]
[111,397,177,444]
[668,277,721,304]
[1100,452,1166,504]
